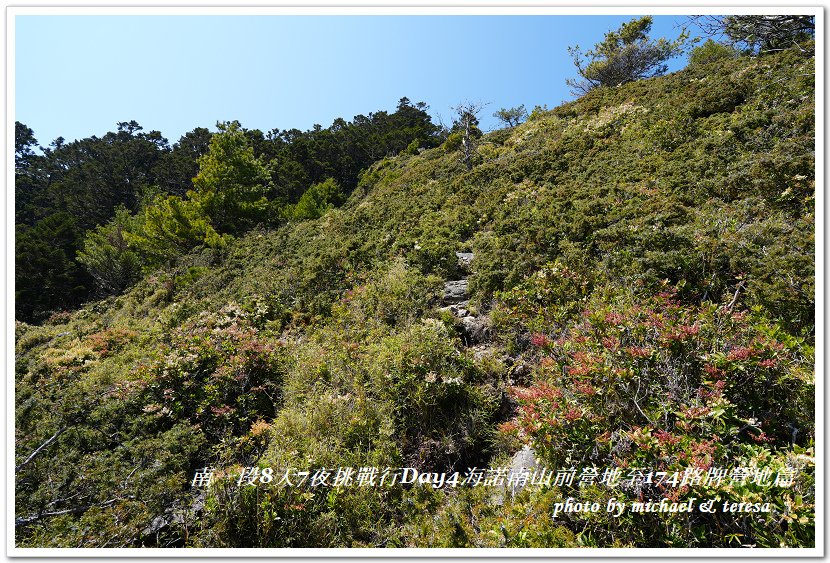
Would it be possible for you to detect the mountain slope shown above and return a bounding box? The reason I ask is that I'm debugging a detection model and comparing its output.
[15,45,815,548]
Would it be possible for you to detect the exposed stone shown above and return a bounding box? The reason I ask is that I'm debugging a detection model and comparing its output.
[455,251,474,271]
[442,279,469,305]
[438,301,470,318]
[141,495,204,546]
[460,315,489,345]
[509,445,538,497]
[469,344,498,362]
[509,362,533,386]
[493,445,538,506]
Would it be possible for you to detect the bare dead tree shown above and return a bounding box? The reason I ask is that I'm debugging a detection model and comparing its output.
[452,101,487,171]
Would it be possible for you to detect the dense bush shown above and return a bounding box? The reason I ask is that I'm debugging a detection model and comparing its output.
[496,282,814,546]
[286,178,344,221]
[76,206,143,295]
[688,39,740,67]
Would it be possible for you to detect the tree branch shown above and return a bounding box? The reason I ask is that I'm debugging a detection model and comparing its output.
[15,425,69,472]
[15,496,135,527]
[721,280,746,313]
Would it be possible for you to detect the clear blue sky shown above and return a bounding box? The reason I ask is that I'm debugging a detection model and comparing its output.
[16,14,696,146]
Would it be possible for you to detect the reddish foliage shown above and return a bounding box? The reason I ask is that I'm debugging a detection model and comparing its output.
[531,332,550,347]
[726,346,754,361]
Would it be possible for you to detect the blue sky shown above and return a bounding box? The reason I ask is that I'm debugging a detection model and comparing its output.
[16,14,696,146]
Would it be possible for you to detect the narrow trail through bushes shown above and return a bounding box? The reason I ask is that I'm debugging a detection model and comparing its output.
[440,251,538,482]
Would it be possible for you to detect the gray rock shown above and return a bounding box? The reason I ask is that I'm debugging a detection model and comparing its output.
[454,306,471,318]
[493,445,538,506]
[438,302,471,318]
[455,252,474,270]
[470,344,496,362]
[509,445,537,498]
[443,279,469,304]
[509,362,533,385]
[460,315,489,344]
[141,494,204,545]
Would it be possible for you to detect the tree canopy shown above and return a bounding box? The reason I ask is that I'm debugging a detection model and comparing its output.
[691,15,815,53]
[15,99,444,322]
[566,16,687,95]
[191,121,271,235]
[493,105,528,128]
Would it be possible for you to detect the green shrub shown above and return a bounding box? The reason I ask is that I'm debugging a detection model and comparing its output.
[442,132,462,152]
[125,194,229,267]
[688,39,740,67]
[136,303,286,440]
[369,319,497,470]
[341,259,441,327]
[15,45,814,549]
[287,178,344,220]
[502,284,814,546]
[77,206,143,295]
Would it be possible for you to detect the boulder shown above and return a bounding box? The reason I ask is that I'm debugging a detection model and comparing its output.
[509,445,538,498]
[455,251,474,271]
[442,279,469,305]
[438,302,470,318]
[460,315,489,344]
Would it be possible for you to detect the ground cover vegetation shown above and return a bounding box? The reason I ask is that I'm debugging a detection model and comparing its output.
[15,19,814,548]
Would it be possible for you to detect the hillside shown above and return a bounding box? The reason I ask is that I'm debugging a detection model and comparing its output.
[15,45,815,548]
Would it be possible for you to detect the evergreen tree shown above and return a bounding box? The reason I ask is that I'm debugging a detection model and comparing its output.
[692,15,815,53]
[567,16,687,95]
[287,178,344,220]
[16,213,91,321]
[126,194,228,267]
[191,121,271,234]
[493,105,528,128]
[152,127,213,196]
[15,122,48,226]
[76,206,143,295]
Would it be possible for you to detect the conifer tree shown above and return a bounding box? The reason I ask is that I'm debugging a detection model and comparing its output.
[191,121,271,234]
[567,16,687,95]
[76,206,142,294]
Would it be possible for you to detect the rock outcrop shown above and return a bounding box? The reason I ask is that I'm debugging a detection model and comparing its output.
[442,279,469,305]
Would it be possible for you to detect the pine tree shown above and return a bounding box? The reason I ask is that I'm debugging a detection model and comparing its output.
[567,16,687,95]
[191,121,271,234]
